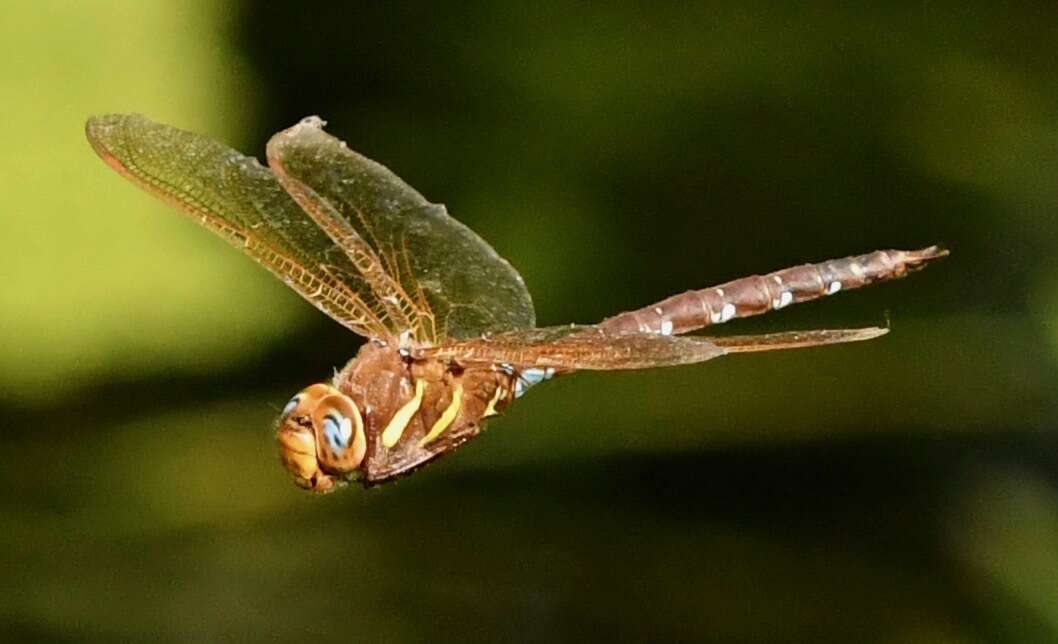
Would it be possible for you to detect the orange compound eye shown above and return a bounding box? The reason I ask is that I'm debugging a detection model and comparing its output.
[279,383,335,422]
[275,383,351,493]
[312,393,366,474]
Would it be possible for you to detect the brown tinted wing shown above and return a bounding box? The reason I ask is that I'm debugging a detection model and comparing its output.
[266,118,535,343]
[85,113,397,341]
[418,325,725,370]
[418,325,887,371]
[708,327,888,353]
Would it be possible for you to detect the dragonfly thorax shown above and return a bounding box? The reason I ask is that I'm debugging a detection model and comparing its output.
[277,342,518,491]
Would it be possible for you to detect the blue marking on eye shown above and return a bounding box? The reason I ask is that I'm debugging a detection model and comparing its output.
[281,395,301,418]
[323,413,347,451]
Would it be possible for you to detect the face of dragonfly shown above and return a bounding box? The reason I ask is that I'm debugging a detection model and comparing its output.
[275,383,366,493]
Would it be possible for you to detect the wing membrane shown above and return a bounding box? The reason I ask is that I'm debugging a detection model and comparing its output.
[266,117,535,342]
[85,114,398,340]
[708,328,888,353]
[418,325,887,371]
[416,325,723,370]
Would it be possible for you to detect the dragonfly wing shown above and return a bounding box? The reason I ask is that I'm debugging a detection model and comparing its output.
[418,325,887,371]
[418,325,724,370]
[708,327,888,353]
[85,114,399,341]
[266,118,535,343]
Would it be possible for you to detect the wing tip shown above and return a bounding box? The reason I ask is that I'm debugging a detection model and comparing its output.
[85,114,112,149]
[85,114,128,172]
[856,326,889,341]
[85,113,135,140]
[713,326,890,355]
[267,115,328,150]
[85,113,147,164]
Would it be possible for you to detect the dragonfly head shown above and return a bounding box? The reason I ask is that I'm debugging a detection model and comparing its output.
[275,383,366,493]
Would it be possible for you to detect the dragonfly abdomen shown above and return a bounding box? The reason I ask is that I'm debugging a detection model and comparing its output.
[598,246,947,336]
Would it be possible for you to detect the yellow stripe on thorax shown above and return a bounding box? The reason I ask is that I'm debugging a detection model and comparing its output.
[482,384,506,418]
[419,382,463,447]
[381,378,425,448]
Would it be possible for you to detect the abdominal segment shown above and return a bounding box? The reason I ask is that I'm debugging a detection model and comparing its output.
[597,246,947,336]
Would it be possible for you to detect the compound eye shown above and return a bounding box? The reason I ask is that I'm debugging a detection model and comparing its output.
[312,394,366,473]
[279,383,334,422]
[280,394,301,419]
[321,412,352,452]
[275,383,346,493]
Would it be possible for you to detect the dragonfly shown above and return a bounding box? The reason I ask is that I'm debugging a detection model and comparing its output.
[85,113,947,492]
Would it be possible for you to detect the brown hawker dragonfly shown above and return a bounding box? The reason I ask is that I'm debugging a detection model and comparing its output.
[86,113,947,492]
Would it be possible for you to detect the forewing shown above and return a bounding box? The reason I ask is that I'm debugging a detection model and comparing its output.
[266,118,535,342]
[85,114,396,340]
[419,326,887,371]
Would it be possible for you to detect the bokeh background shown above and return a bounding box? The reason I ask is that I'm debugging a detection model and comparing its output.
[3,2,1057,641]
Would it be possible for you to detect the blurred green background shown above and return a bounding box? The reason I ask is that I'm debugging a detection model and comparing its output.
[3,1,1057,641]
